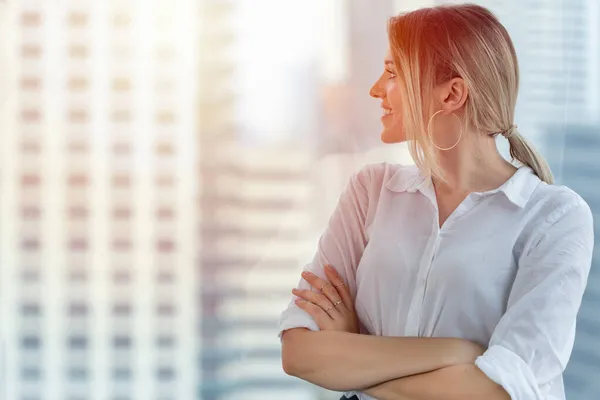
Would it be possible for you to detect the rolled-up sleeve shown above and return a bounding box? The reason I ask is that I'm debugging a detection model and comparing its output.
[475,198,594,399]
[277,164,374,341]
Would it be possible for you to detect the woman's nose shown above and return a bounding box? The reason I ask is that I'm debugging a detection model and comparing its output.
[369,80,383,99]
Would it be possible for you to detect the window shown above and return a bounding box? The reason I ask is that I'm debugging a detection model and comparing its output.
[155,175,174,187]
[112,336,132,348]
[113,270,131,284]
[22,206,41,219]
[21,303,41,316]
[156,367,175,381]
[112,238,132,251]
[156,208,174,220]
[21,238,40,251]
[68,76,89,91]
[68,174,89,187]
[68,141,88,154]
[112,207,131,219]
[68,206,88,219]
[112,13,131,28]
[112,174,131,188]
[156,239,175,253]
[69,45,88,59]
[20,77,41,91]
[22,140,41,153]
[156,336,175,348]
[68,12,88,27]
[68,269,87,283]
[21,336,41,349]
[21,44,42,59]
[69,109,89,124]
[112,303,131,315]
[21,367,42,380]
[68,367,88,381]
[111,110,131,123]
[155,142,174,155]
[21,108,41,123]
[112,78,131,92]
[156,303,175,316]
[21,12,42,27]
[21,269,40,283]
[112,142,131,155]
[68,336,88,349]
[157,271,174,283]
[69,303,89,316]
[155,111,175,125]
[21,174,40,186]
[112,367,132,380]
[68,238,88,251]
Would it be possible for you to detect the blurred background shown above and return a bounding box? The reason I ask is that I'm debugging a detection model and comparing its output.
[0,0,598,399]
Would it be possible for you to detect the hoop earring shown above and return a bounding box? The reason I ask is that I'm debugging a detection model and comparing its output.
[427,110,463,151]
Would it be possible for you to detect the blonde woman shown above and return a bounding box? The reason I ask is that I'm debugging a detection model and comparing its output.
[278,4,593,400]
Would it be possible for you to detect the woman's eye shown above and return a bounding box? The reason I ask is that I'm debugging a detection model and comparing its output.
[386,69,396,78]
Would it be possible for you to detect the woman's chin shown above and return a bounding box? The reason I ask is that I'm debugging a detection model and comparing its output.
[380,129,404,144]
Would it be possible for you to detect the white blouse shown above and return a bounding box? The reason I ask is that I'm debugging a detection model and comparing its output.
[278,162,594,400]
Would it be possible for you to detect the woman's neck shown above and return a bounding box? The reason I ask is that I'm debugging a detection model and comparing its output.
[433,135,517,195]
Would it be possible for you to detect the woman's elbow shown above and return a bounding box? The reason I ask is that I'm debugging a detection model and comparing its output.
[281,328,311,376]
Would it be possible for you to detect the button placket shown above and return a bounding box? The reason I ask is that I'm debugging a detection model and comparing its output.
[405,216,440,336]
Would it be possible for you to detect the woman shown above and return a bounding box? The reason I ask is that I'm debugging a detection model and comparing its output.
[278,3,594,400]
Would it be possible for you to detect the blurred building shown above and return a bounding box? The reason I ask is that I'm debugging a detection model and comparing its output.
[317,0,396,156]
[0,1,197,400]
[0,0,8,394]
[545,124,600,399]
[198,2,322,398]
[200,143,323,400]
[198,0,238,398]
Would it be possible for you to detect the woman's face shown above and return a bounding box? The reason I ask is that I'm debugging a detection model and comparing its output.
[369,49,406,143]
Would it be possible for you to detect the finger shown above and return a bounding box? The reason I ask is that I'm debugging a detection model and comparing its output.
[301,271,341,304]
[295,299,333,328]
[292,288,339,317]
[324,264,354,308]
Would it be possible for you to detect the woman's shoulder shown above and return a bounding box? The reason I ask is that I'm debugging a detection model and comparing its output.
[354,162,420,192]
[526,180,592,228]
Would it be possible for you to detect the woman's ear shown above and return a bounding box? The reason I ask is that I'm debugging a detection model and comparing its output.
[440,77,468,112]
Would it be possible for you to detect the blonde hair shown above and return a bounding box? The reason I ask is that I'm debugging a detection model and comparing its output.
[388,3,554,184]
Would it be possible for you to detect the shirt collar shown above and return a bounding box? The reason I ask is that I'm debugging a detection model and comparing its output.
[486,166,541,208]
[384,165,428,193]
[385,165,541,208]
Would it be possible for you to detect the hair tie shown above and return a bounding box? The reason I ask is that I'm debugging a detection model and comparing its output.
[502,124,518,139]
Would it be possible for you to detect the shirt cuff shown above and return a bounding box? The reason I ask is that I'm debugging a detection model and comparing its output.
[475,344,543,400]
[277,306,320,343]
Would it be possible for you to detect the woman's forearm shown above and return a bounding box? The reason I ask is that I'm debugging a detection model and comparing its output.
[363,364,509,400]
[281,328,483,392]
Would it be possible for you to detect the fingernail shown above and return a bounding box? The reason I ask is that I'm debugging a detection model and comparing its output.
[302,271,312,277]
[292,288,298,294]
[325,264,334,271]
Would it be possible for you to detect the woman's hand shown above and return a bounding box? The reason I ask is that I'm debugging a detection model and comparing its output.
[292,264,360,334]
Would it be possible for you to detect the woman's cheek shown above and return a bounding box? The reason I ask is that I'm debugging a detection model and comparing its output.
[386,83,402,107]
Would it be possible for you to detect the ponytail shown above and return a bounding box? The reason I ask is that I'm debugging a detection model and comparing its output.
[507,130,554,184]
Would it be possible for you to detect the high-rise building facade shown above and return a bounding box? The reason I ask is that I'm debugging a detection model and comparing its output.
[0,1,198,399]
[546,124,600,399]
[198,2,325,398]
